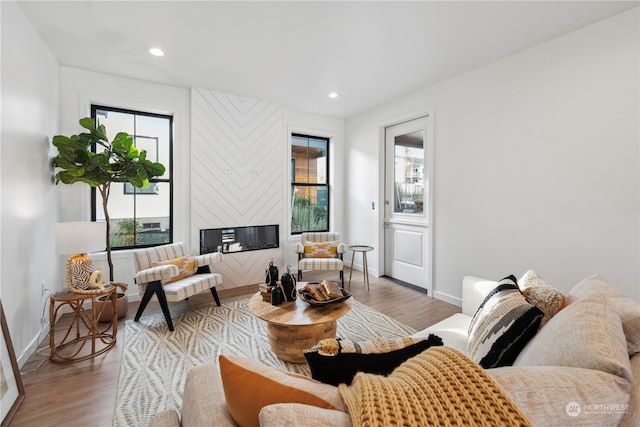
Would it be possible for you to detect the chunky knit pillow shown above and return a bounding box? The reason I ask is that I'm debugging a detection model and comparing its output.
[467,275,543,369]
[338,347,533,427]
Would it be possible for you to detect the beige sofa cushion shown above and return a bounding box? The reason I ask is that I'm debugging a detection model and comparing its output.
[566,275,640,355]
[259,403,352,427]
[513,286,632,383]
[619,353,640,427]
[489,366,630,426]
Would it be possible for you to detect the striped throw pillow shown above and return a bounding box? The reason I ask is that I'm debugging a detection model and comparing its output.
[467,275,543,369]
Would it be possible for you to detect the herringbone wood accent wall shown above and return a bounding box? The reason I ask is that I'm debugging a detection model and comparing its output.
[191,87,285,289]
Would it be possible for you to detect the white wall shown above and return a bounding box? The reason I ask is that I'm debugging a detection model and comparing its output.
[0,1,60,364]
[58,67,191,298]
[345,9,639,302]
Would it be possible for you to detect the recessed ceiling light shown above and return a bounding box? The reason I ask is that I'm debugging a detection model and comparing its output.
[328,92,338,99]
[149,47,164,57]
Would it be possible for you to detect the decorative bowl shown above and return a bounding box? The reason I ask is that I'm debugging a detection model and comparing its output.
[298,284,352,306]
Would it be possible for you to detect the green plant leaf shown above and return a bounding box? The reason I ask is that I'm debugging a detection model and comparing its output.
[52,117,166,199]
[112,132,132,147]
[79,117,95,130]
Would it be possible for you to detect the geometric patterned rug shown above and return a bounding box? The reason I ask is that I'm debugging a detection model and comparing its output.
[112,295,415,427]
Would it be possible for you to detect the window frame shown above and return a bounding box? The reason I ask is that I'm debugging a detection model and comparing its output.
[290,133,330,235]
[90,104,174,250]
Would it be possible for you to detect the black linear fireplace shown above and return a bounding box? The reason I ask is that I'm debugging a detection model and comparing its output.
[200,224,279,255]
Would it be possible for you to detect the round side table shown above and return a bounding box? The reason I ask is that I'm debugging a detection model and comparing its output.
[348,245,374,290]
[49,284,121,362]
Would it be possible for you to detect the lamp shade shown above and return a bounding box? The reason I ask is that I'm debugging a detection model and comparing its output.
[56,222,106,255]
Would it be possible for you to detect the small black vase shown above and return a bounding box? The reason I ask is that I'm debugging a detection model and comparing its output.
[265,258,279,287]
[280,265,297,302]
[271,283,284,306]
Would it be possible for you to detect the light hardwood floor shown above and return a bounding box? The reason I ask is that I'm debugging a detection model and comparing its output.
[10,270,460,427]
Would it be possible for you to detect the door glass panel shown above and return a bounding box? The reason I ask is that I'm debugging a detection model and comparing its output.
[394,130,424,214]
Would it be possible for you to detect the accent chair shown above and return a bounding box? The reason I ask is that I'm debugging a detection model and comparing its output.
[295,232,345,286]
[133,242,223,331]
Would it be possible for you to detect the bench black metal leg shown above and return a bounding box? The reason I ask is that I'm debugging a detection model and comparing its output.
[134,281,174,331]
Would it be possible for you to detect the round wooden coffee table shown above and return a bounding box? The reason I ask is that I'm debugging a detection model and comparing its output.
[248,284,353,363]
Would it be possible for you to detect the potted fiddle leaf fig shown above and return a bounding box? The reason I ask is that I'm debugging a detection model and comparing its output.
[53,117,166,282]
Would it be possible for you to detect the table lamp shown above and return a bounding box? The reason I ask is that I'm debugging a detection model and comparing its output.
[56,222,107,293]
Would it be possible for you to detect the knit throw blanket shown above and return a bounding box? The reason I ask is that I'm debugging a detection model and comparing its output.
[338,347,532,427]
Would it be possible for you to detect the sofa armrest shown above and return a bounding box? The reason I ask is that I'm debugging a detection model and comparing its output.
[461,276,498,316]
[294,243,304,254]
[259,403,352,427]
[148,410,181,427]
[135,265,179,285]
[195,252,223,268]
[181,363,237,427]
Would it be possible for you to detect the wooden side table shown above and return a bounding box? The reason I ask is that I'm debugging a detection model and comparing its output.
[348,245,373,290]
[49,284,120,362]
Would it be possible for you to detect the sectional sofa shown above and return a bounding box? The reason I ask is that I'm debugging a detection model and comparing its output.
[149,273,639,426]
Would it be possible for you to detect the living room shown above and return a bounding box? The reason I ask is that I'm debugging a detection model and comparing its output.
[1,1,639,426]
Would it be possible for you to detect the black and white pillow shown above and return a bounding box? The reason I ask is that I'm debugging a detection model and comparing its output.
[467,275,543,369]
[304,334,443,386]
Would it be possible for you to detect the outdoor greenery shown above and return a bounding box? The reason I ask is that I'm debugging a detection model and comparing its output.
[110,219,142,247]
[291,196,327,233]
[53,117,165,281]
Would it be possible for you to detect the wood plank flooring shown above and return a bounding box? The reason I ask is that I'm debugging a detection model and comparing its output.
[10,270,460,427]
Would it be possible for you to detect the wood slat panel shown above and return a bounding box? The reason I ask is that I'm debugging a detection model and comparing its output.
[191,87,285,288]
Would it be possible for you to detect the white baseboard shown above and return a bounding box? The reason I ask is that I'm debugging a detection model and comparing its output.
[433,290,462,307]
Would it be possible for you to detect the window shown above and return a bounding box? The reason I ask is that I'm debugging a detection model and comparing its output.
[90,105,173,249]
[291,134,329,234]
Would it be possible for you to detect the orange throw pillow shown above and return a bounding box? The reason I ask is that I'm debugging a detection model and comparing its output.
[218,354,345,427]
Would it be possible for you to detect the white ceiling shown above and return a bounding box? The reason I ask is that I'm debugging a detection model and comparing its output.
[17,1,639,118]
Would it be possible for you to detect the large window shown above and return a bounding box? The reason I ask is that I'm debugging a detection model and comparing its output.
[91,105,173,249]
[291,134,329,234]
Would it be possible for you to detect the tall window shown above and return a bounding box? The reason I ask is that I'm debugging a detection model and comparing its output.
[91,105,173,249]
[291,134,329,234]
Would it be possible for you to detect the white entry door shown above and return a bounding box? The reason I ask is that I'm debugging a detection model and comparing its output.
[383,116,432,292]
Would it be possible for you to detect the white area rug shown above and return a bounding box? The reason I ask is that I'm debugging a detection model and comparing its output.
[113,295,415,427]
